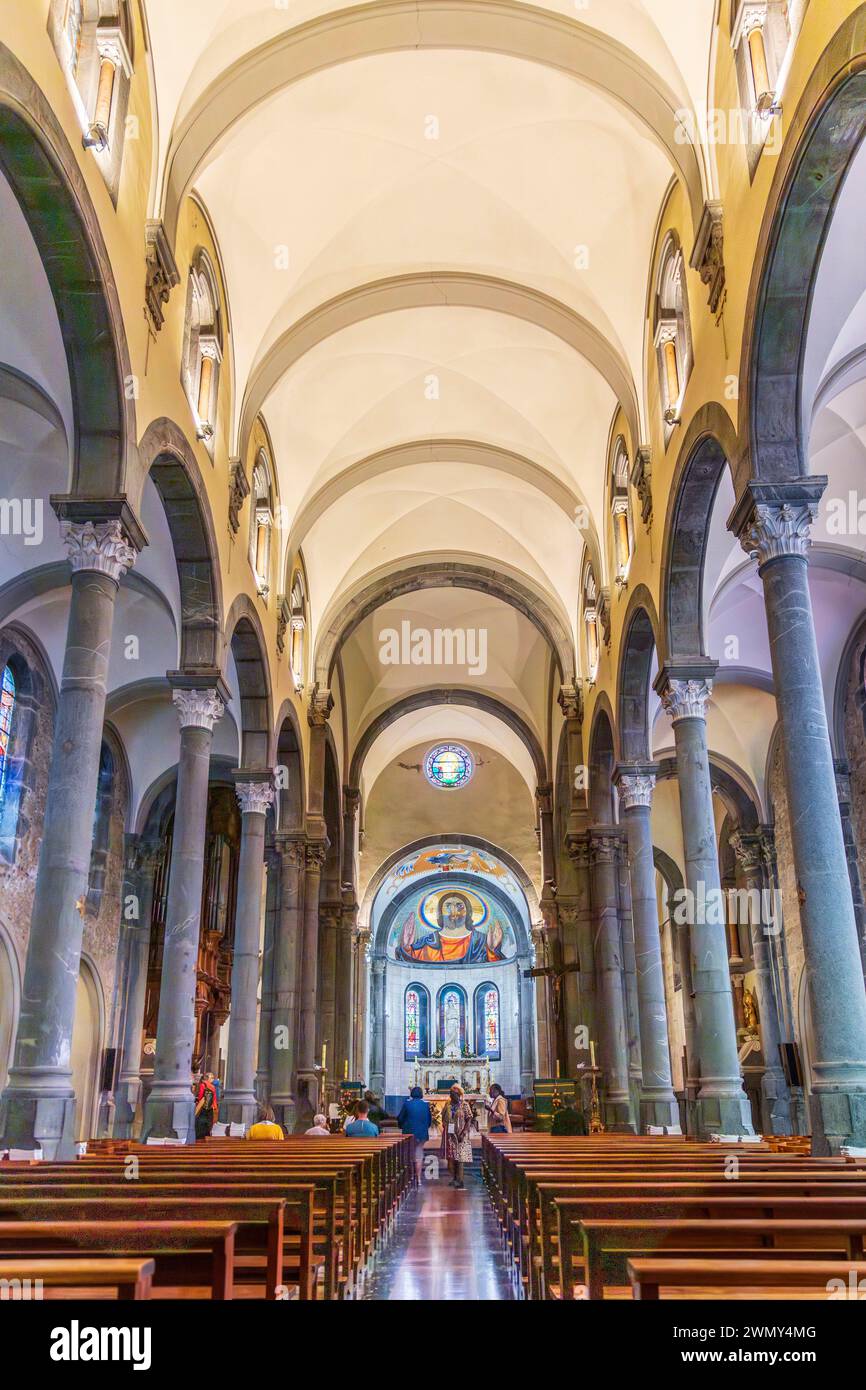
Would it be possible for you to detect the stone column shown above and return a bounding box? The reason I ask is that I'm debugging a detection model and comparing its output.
[269,836,305,1131]
[222,777,274,1126]
[729,828,793,1135]
[316,902,341,1072]
[655,667,753,1137]
[531,923,553,1078]
[518,953,536,1096]
[0,516,140,1158]
[614,767,679,1130]
[617,863,643,1100]
[295,838,328,1123]
[354,927,371,1083]
[731,486,866,1151]
[369,955,387,1098]
[334,901,356,1081]
[255,846,279,1101]
[587,829,635,1130]
[114,834,159,1138]
[142,681,226,1142]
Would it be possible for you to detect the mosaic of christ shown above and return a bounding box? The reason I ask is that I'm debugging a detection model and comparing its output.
[393,888,513,964]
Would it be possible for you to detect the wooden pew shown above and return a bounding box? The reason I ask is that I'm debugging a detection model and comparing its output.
[571,1218,866,1300]
[0,1220,237,1300]
[628,1256,866,1300]
[0,1257,154,1299]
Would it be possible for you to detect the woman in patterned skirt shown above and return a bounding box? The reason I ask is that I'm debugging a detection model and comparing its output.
[440,1084,474,1189]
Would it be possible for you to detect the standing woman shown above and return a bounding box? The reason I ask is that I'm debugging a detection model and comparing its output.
[485,1083,512,1134]
[398,1085,433,1187]
[440,1084,474,1189]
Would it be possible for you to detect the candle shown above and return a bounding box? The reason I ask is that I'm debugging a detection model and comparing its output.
[343,1059,348,1081]
[556,1058,560,1079]
[590,1040,596,1068]
[321,1042,327,1071]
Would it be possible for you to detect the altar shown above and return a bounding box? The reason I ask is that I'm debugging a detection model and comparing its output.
[412,1055,492,1096]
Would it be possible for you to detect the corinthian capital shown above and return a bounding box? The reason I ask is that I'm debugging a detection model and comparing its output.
[729,828,762,876]
[617,772,656,810]
[62,519,138,582]
[308,685,334,728]
[235,781,275,816]
[172,687,225,732]
[660,678,712,724]
[739,501,816,567]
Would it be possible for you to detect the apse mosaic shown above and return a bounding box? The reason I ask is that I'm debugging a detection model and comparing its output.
[388,884,516,965]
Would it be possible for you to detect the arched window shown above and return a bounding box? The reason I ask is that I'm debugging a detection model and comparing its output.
[289,572,307,691]
[249,451,275,597]
[0,665,16,812]
[583,564,600,684]
[610,438,633,586]
[404,983,430,1060]
[437,984,468,1056]
[63,0,84,74]
[182,251,222,446]
[52,2,135,189]
[653,235,693,435]
[731,2,791,148]
[474,982,501,1060]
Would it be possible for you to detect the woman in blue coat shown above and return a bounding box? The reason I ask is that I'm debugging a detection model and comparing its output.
[397,1085,433,1186]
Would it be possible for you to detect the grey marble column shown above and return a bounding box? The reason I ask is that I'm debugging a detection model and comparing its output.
[334,903,356,1082]
[617,864,643,1100]
[113,835,158,1138]
[655,668,753,1137]
[269,836,305,1131]
[142,682,226,1143]
[255,846,279,1101]
[729,828,793,1136]
[518,954,536,1096]
[295,838,328,1123]
[587,829,635,1131]
[531,924,554,1078]
[354,928,371,1085]
[0,517,139,1158]
[732,487,866,1152]
[223,777,274,1125]
[316,902,340,1073]
[369,955,387,1098]
[615,768,679,1130]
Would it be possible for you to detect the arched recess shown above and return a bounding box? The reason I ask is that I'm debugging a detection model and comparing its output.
[240,272,641,457]
[314,560,576,689]
[360,832,542,927]
[0,919,20,1094]
[224,594,274,770]
[161,0,705,248]
[274,699,306,833]
[658,403,738,664]
[617,585,661,763]
[137,418,223,671]
[655,754,760,833]
[587,697,617,823]
[738,6,866,491]
[348,689,547,793]
[0,43,134,497]
[70,953,104,1143]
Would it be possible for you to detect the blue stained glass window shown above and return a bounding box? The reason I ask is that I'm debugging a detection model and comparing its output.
[424,743,473,790]
[0,665,15,809]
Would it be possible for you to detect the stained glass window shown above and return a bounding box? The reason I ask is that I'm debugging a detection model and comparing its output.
[0,665,15,808]
[404,984,429,1059]
[474,982,501,1059]
[424,743,473,790]
[484,987,499,1056]
[64,0,83,73]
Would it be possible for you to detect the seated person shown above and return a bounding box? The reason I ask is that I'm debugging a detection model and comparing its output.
[550,1103,587,1136]
[344,1100,380,1137]
[305,1112,331,1136]
[246,1104,285,1140]
[364,1089,388,1129]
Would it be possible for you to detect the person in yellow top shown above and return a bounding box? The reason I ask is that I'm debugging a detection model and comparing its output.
[246,1104,285,1140]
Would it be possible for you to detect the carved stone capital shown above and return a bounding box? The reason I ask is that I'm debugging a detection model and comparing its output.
[144,220,180,332]
[275,835,306,870]
[235,781,274,817]
[319,902,342,931]
[597,586,611,650]
[228,458,251,536]
[343,786,361,816]
[739,501,816,567]
[558,682,583,723]
[308,685,334,728]
[172,687,225,733]
[729,828,763,876]
[305,840,329,871]
[630,446,653,529]
[617,772,656,810]
[565,832,591,870]
[61,519,138,582]
[275,593,291,655]
[660,678,713,724]
[690,200,725,315]
[587,828,626,865]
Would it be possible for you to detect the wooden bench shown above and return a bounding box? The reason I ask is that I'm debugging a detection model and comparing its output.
[628,1256,866,1299]
[0,1257,154,1299]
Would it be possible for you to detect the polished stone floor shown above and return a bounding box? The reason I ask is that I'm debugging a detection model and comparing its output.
[361,1161,517,1301]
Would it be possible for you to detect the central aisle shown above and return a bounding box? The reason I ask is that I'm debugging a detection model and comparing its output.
[362,1161,517,1301]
